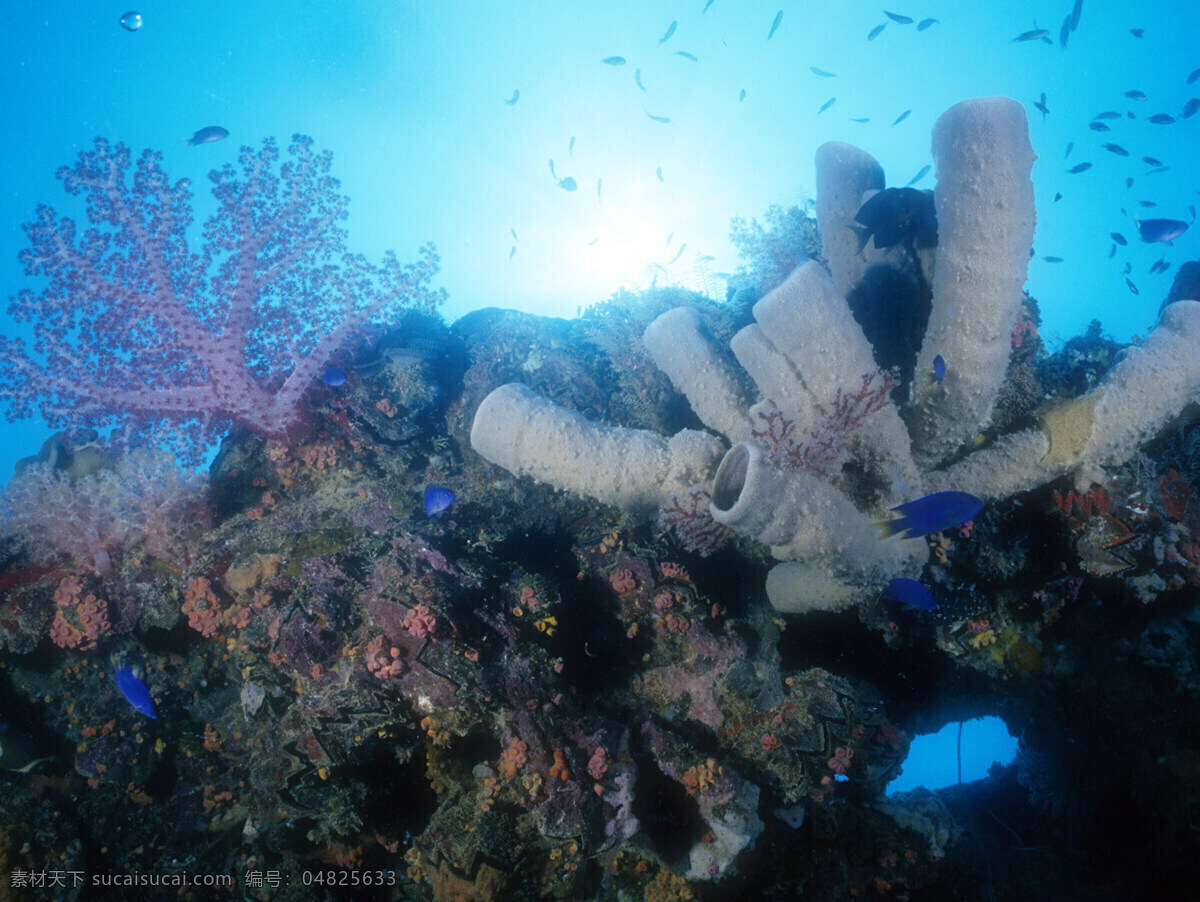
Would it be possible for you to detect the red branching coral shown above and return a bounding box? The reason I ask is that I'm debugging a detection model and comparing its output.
[751,369,898,477]
[0,135,445,462]
[657,485,734,556]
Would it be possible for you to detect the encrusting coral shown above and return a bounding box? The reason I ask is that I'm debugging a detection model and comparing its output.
[471,96,1200,613]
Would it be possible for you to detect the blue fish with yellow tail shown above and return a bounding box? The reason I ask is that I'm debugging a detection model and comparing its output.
[880,578,937,611]
[112,656,157,718]
[877,490,983,539]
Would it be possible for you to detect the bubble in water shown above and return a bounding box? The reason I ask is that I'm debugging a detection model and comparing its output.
[119,11,143,31]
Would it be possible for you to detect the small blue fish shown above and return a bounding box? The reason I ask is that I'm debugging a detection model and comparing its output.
[868,23,887,40]
[884,11,913,25]
[656,166,664,182]
[673,51,698,62]
[186,126,228,146]
[931,354,945,384]
[113,659,157,718]
[881,578,937,611]
[878,491,984,540]
[646,111,671,123]
[557,176,577,191]
[635,69,647,92]
[424,486,455,517]
[917,18,938,31]
[905,164,931,187]
[818,97,836,114]
[321,367,346,387]
[504,89,520,106]
[768,10,783,40]
[659,20,677,44]
[739,88,746,102]
[892,109,911,126]
[810,66,837,77]
[119,11,143,31]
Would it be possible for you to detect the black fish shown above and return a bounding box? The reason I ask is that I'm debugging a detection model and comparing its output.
[868,23,887,40]
[1088,122,1110,131]
[1042,255,1064,262]
[1188,68,1200,85]
[1065,141,1073,158]
[1130,28,1145,38]
[884,11,913,25]
[1182,98,1200,119]
[1136,218,1190,243]
[1125,276,1139,294]
[1093,111,1121,119]
[1142,156,1163,167]
[1108,243,1117,258]
[1067,162,1093,173]
[1054,192,1063,202]
[1101,143,1129,156]
[892,109,911,125]
[1110,232,1127,245]
[1126,177,1135,188]
[1033,92,1049,119]
[1012,29,1051,43]
[1123,89,1147,100]
[1149,258,1170,274]
[917,18,938,31]
[1139,200,1157,208]
[1070,0,1083,31]
[1147,113,1176,124]
[852,187,937,255]
[1059,14,1072,48]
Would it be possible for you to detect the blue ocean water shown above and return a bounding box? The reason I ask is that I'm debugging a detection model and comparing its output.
[888,716,1020,795]
[1,0,1196,477]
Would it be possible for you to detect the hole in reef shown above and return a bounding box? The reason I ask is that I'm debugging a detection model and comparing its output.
[887,716,1019,795]
[631,750,707,866]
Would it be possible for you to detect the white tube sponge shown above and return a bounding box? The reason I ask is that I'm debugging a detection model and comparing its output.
[909,97,1036,467]
[815,142,886,299]
[470,383,726,515]
[643,307,754,441]
[732,263,922,498]
[925,300,1200,499]
[708,442,922,582]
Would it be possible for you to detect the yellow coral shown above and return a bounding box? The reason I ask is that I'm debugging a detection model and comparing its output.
[969,629,996,649]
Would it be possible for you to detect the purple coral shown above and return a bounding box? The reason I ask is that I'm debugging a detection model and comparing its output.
[0,135,444,462]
